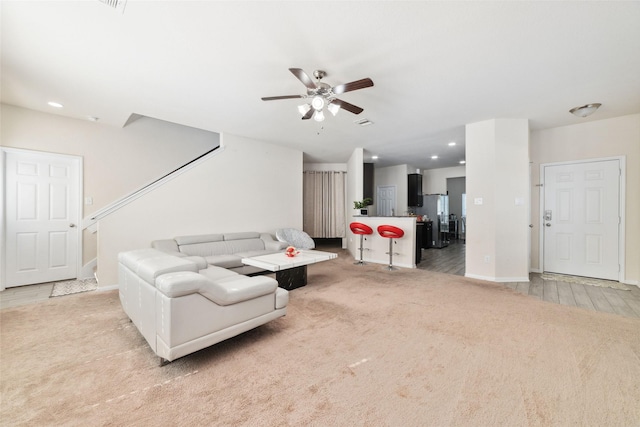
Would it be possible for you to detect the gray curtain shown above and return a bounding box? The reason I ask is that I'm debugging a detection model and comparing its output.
[303,171,346,238]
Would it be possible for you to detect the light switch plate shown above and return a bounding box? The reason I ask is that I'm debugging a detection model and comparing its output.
[474,198,483,205]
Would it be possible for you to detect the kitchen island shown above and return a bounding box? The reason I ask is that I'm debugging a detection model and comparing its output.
[350,216,418,268]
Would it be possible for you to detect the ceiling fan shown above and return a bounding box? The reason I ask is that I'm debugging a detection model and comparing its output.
[261,68,374,122]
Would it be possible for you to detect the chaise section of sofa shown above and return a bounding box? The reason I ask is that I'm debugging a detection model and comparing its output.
[152,231,287,275]
[118,248,288,365]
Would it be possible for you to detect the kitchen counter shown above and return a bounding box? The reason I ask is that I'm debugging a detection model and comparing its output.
[350,216,417,268]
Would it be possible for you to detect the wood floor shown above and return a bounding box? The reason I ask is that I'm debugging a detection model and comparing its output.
[0,282,54,309]
[418,239,640,319]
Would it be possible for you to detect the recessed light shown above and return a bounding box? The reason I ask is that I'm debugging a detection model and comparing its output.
[431,155,438,160]
[47,101,63,108]
[448,142,456,146]
[371,155,379,160]
[460,160,466,164]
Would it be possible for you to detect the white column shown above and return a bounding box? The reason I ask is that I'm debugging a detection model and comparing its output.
[465,119,530,282]
[346,148,365,256]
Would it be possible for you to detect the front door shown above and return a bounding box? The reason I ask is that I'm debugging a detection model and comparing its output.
[3,149,81,288]
[543,159,620,280]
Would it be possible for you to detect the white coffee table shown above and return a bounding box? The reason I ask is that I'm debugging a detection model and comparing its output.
[241,249,337,290]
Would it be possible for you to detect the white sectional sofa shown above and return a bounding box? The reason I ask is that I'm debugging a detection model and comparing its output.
[118,247,288,365]
[151,232,287,275]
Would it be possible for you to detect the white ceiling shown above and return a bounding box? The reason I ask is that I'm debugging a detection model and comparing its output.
[2,1,639,170]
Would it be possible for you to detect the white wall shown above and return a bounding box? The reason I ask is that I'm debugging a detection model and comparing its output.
[346,148,364,256]
[303,163,347,172]
[0,104,218,265]
[97,133,303,287]
[422,165,466,194]
[466,118,530,282]
[530,113,640,284]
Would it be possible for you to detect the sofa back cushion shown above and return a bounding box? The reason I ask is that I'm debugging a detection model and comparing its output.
[175,234,223,245]
[176,234,223,257]
[223,232,260,241]
[175,232,266,257]
[224,238,265,254]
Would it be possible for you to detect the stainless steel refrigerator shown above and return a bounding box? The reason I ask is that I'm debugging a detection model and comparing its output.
[417,194,449,248]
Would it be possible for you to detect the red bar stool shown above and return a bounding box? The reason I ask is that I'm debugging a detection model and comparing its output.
[377,225,405,270]
[350,222,373,265]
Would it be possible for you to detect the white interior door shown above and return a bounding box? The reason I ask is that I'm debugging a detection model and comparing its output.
[543,159,620,280]
[376,185,396,216]
[4,149,81,287]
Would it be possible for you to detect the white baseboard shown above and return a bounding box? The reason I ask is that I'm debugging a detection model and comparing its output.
[465,273,529,283]
[97,284,119,292]
[529,268,542,273]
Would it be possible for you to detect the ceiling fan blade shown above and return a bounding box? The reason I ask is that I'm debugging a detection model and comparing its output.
[261,95,304,101]
[301,108,315,120]
[289,68,317,89]
[332,78,374,95]
[330,99,364,115]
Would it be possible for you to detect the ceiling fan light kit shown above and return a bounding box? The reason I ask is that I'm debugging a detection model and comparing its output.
[298,104,311,116]
[263,68,374,122]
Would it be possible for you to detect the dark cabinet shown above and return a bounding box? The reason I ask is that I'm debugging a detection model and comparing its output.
[408,174,423,207]
[423,221,433,249]
[364,163,374,202]
[415,222,423,263]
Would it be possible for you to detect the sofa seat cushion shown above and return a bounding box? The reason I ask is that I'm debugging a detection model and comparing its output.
[199,266,239,281]
[156,272,277,306]
[205,254,243,269]
[183,256,208,270]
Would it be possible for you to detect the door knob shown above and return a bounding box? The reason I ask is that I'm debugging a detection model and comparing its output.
[545,223,551,227]
[529,224,533,228]
[69,223,76,228]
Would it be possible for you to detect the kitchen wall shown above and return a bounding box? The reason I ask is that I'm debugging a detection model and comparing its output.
[422,165,466,194]
[374,164,410,215]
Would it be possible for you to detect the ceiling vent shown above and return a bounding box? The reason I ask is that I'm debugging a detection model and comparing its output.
[98,0,127,14]
[354,118,373,127]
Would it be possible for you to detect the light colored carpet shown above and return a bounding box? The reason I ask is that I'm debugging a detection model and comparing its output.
[1,250,639,426]
[540,272,631,291]
[50,278,98,297]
